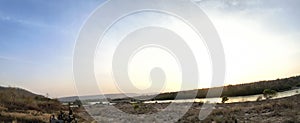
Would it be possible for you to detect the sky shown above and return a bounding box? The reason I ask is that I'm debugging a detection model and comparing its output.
[0,0,300,98]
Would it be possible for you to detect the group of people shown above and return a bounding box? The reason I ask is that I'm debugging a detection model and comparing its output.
[49,109,77,123]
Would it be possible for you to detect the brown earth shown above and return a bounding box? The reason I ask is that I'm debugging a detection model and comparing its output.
[78,94,300,123]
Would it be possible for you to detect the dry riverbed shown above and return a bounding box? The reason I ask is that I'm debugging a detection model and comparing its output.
[78,94,300,123]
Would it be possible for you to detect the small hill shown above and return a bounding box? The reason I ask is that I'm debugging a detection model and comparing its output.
[0,86,64,122]
[0,86,63,112]
[0,86,41,98]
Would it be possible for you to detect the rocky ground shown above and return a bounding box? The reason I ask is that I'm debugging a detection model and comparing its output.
[77,94,300,123]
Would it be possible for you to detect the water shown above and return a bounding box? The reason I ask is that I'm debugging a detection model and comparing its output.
[88,101,115,105]
[144,88,300,104]
[86,88,300,105]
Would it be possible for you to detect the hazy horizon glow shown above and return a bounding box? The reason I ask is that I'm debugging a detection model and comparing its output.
[0,0,300,97]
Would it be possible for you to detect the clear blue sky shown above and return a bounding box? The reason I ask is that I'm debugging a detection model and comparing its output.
[0,0,104,97]
[1,0,300,97]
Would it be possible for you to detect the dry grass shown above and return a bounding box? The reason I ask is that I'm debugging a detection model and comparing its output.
[192,94,300,123]
[0,86,71,122]
[0,111,50,123]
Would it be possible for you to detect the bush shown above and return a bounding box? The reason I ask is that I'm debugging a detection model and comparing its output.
[221,96,229,103]
[73,100,82,107]
[296,83,300,87]
[263,89,277,99]
[132,103,139,110]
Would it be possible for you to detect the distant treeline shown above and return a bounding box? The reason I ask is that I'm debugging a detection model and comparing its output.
[150,75,300,100]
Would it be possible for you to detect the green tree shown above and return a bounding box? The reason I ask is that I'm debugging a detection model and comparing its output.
[263,89,277,99]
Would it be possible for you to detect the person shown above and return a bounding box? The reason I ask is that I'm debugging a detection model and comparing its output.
[58,111,64,120]
[69,109,73,115]
[49,115,55,122]
[68,108,74,122]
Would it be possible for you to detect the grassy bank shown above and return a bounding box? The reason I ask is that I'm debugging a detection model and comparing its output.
[0,86,90,122]
[0,87,64,122]
[179,93,300,122]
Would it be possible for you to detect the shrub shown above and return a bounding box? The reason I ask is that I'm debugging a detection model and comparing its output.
[221,96,229,103]
[73,100,82,107]
[296,83,300,87]
[263,89,277,99]
[132,103,139,110]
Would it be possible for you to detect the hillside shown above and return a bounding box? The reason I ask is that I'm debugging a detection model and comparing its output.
[0,86,64,122]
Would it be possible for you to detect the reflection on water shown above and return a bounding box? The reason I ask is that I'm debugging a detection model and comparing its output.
[144,88,300,104]
[87,88,300,105]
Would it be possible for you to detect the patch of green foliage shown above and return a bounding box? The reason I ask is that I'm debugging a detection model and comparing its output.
[263,89,277,99]
[132,103,139,110]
